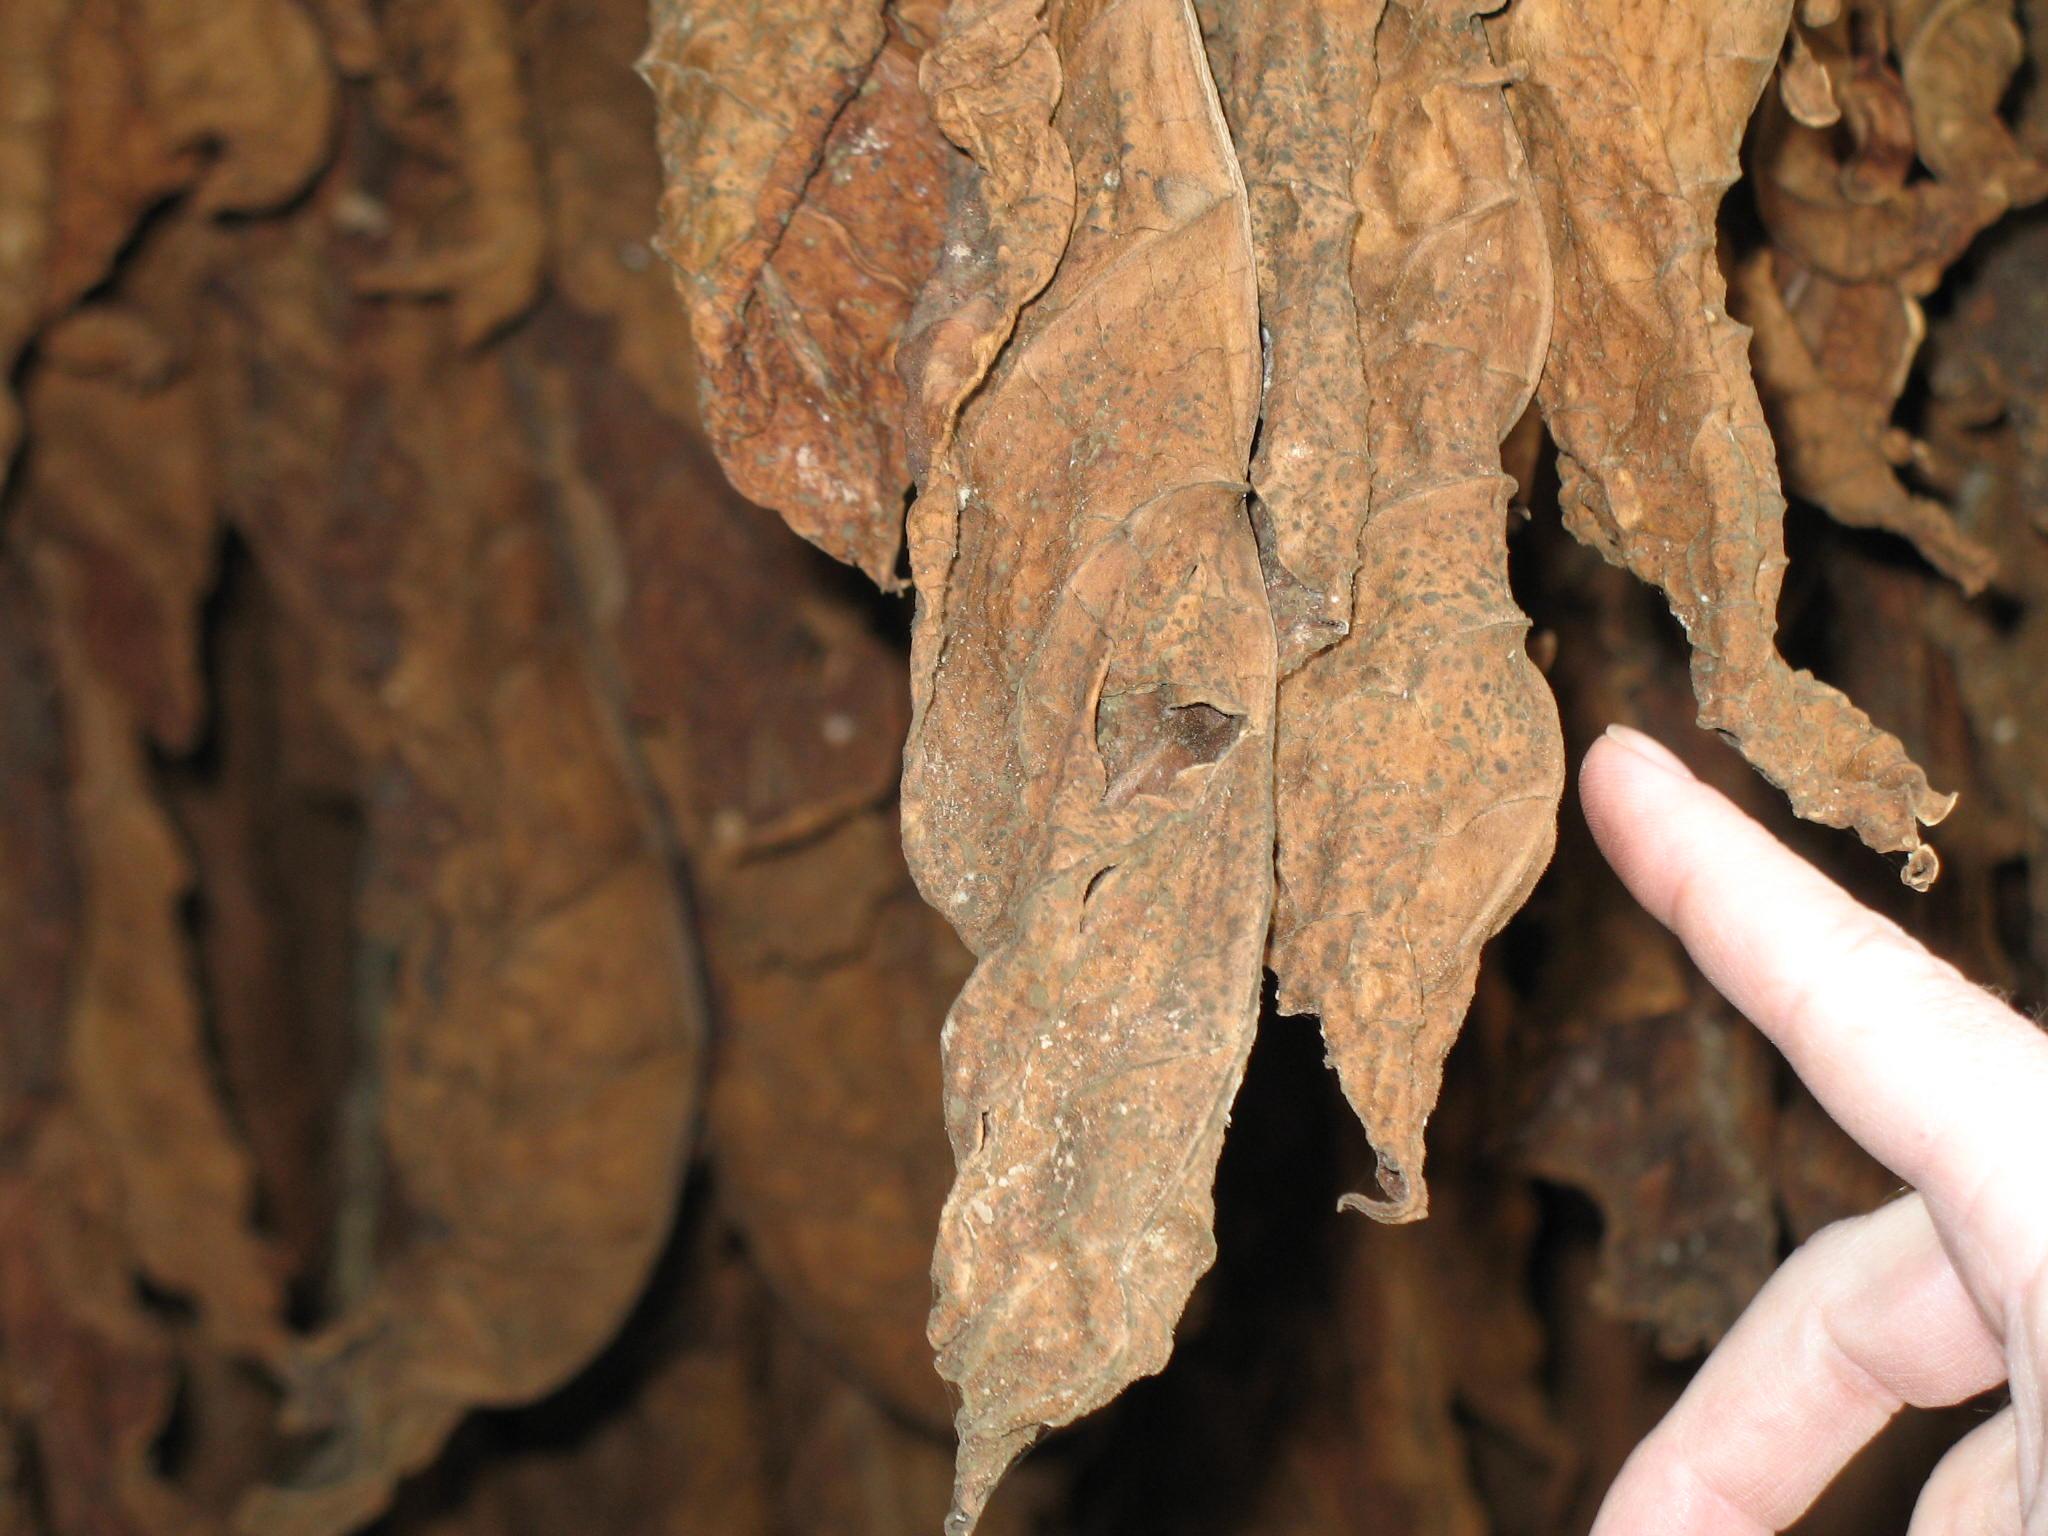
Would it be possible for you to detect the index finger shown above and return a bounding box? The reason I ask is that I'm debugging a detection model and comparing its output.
[1580,726,2048,1292]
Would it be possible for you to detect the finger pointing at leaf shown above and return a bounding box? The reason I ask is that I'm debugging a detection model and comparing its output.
[1581,727,2048,1534]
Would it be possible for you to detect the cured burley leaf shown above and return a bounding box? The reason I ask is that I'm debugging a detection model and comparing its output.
[132,0,336,214]
[1739,7,2041,596]
[704,814,966,1432]
[0,1132,206,1536]
[1521,550,1779,1354]
[1890,0,2048,202]
[642,0,882,360]
[0,0,73,483]
[206,189,702,1536]
[0,559,74,1152]
[18,241,290,1365]
[531,278,959,1427]
[1200,0,1379,673]
[899,0,1271,1523]
[894,0,1072,484]
[1262,0,1563,1221]
[1494,0,1956,888]
[354,0,547,345]
[1737,252,1997,592]
[643,0,949,583]
[1749,14,2016,292]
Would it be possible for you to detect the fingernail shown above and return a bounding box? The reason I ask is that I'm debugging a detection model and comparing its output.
[1602,723,1696,780]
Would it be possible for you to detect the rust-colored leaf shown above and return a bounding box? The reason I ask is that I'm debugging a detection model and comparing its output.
[134,0,338,214]
[705,814,965,1431]
[1199,0,1376,673]
[1737,252,1995,591]
[17,234,287,1364]
[644,0,950,582]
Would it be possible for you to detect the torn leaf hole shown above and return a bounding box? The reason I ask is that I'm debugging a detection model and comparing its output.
[1080,863,1118,923]
[1097,690,1246,806]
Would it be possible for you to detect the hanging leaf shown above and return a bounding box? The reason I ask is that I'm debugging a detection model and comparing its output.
[899,0,1271,1523]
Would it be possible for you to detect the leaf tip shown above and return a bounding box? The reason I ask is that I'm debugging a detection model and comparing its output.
[1336,1159,1428,1224]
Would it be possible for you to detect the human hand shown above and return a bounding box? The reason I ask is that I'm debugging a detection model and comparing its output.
[1579,726,2048,1535]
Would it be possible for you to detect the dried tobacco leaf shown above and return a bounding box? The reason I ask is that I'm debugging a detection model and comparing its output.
[643,0,949,582]
[18,236,287,1364]
[528,268,958,1428]
[1521,549,1779,1354]
[0,0,74,481]
[894,0,1071,482]
[1259,0,1562,1220]
[1891,0,2048,201]
[898,0,1271,1522]
[385,1223,779,1536]
[161,551,363,1293]
[0,558,75,1151]
[133,0,337,214]
[704,814,965,1431]
[204,180,703,1535]
[1495,0,1956,888]
[0,1138,195,1536]
[354,0,546,344]
[1737,252,1996,593]
[1739,1,2048,596]
[1752,23,2001,288]
[522,0,700,420]
[1199,0,1376,673]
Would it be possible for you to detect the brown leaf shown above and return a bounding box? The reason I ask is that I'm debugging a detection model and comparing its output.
[1751,63,1998,289]
[1261,0,1563,1220]
[1496,0,1956,888]
[1199,0,1377,673]
[353,0,546,344]
[0,0,78,483]
[134,0,338,214]
[0,1146,197,1536]
[202,187,702,1535]
[898,0,1271,1522]
[644,0,950,583]
[0,558,77,1151]
[1737,251,1996,591]
[1891,0,2048,200]
[18,249,287,1362]
[705,814,965,1431]
[895,0,1072,484]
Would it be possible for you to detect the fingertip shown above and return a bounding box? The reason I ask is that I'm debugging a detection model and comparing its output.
[1600,723,1698,780]
[1578,727,1701,909]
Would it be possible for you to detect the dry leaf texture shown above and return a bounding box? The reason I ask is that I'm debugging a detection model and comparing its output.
[1200,0,1377,673]
[1496,0,1956,887]
[354,0,546,344]
[1738,252,1995,591]
[1257,0,1562,1220]
[644,0,950,581]
[199,165,702,1529]
[898,0,1272,1524]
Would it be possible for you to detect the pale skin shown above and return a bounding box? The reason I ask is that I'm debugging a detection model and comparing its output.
[1582,725,2048,1535]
